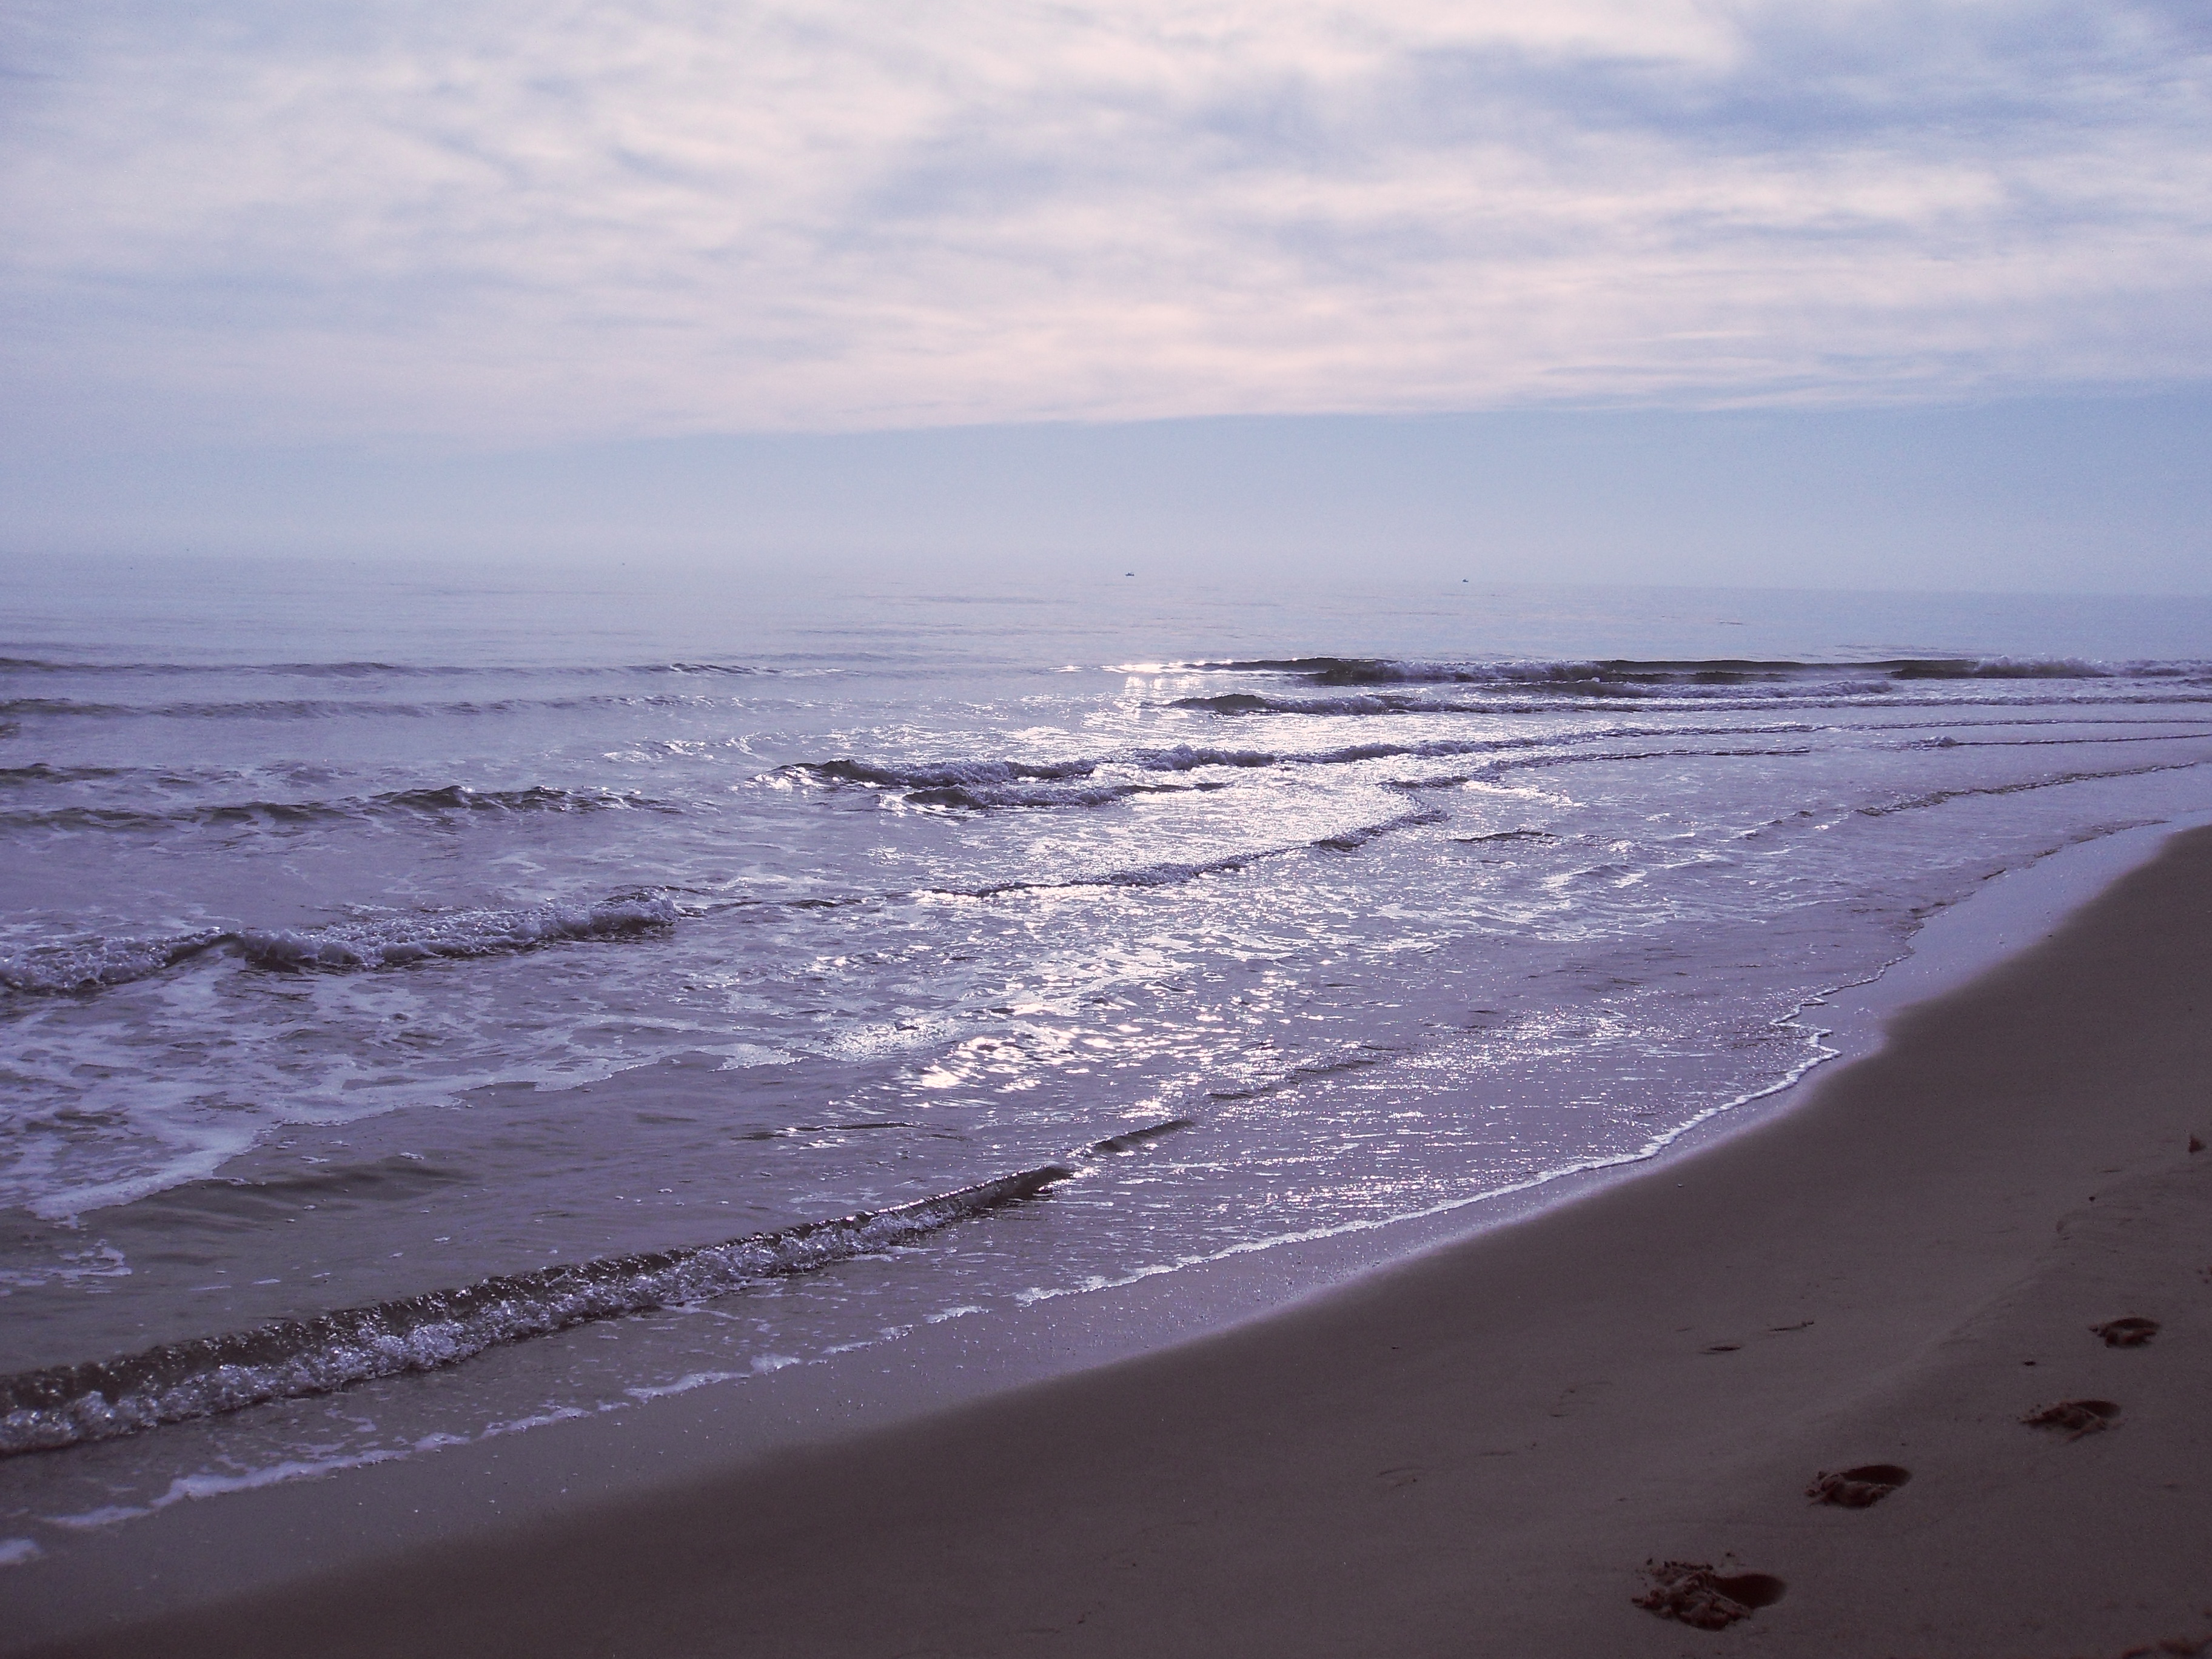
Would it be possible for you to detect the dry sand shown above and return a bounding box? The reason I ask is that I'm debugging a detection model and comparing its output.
[19,825,2212,1658]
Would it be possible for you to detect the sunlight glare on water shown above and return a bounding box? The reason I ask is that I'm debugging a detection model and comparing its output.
[2,557,2209,1528]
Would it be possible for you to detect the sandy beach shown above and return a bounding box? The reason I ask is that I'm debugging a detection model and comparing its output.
[13,822,2212,1658]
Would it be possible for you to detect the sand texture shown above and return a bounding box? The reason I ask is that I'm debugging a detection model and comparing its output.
[19,826,2212,1658]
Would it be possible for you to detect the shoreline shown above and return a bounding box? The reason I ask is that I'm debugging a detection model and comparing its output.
[10,817,2212,1655]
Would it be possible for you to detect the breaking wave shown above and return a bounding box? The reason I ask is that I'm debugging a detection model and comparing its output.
[951,805,1450,897]
[0,932,229,994]
[0,784,673,836]
[782,727,1811,809]
[1164,655,2165,689]
[794,758,1099,789]
[0,1165,1071,1455]
[0,895,678,994]
[1856,758,2211,817]
[235,896,677,971]
[905,780,1216,809]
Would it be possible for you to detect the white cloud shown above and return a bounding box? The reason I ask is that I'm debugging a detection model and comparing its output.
[4,0,2210,444]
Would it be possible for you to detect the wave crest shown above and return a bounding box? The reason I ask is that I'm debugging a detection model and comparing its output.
[238,897,678,970]
[0,784,669,836]
[0,933,228,994]
[0,1165,1071,1455]
[0,894,678,994]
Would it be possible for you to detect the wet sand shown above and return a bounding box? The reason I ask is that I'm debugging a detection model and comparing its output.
[18,825,2212,1657]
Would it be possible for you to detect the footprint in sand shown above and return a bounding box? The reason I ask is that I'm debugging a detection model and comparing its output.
[2092,1316,2160,1347]
[1806,1464,1912,1507]
[2022,1398,2122,1439]
[1632,1560,1786,1629]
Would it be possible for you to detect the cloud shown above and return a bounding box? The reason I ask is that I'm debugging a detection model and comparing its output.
[3,0,2210,445]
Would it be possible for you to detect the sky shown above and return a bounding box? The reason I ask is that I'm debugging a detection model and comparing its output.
[4,0,2211,589]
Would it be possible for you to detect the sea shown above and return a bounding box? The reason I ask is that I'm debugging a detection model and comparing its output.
[2,555,2209,1552]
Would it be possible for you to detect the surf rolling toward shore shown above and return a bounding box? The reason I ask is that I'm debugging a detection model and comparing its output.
[2,564,2210,1548]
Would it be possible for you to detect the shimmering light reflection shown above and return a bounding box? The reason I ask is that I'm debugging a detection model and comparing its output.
[2,615,2210,1525]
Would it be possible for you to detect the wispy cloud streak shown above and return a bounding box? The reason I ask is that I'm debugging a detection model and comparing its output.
[4,0,2209,443]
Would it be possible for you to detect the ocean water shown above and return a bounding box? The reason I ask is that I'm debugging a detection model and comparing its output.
[2,557,2210,1541]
